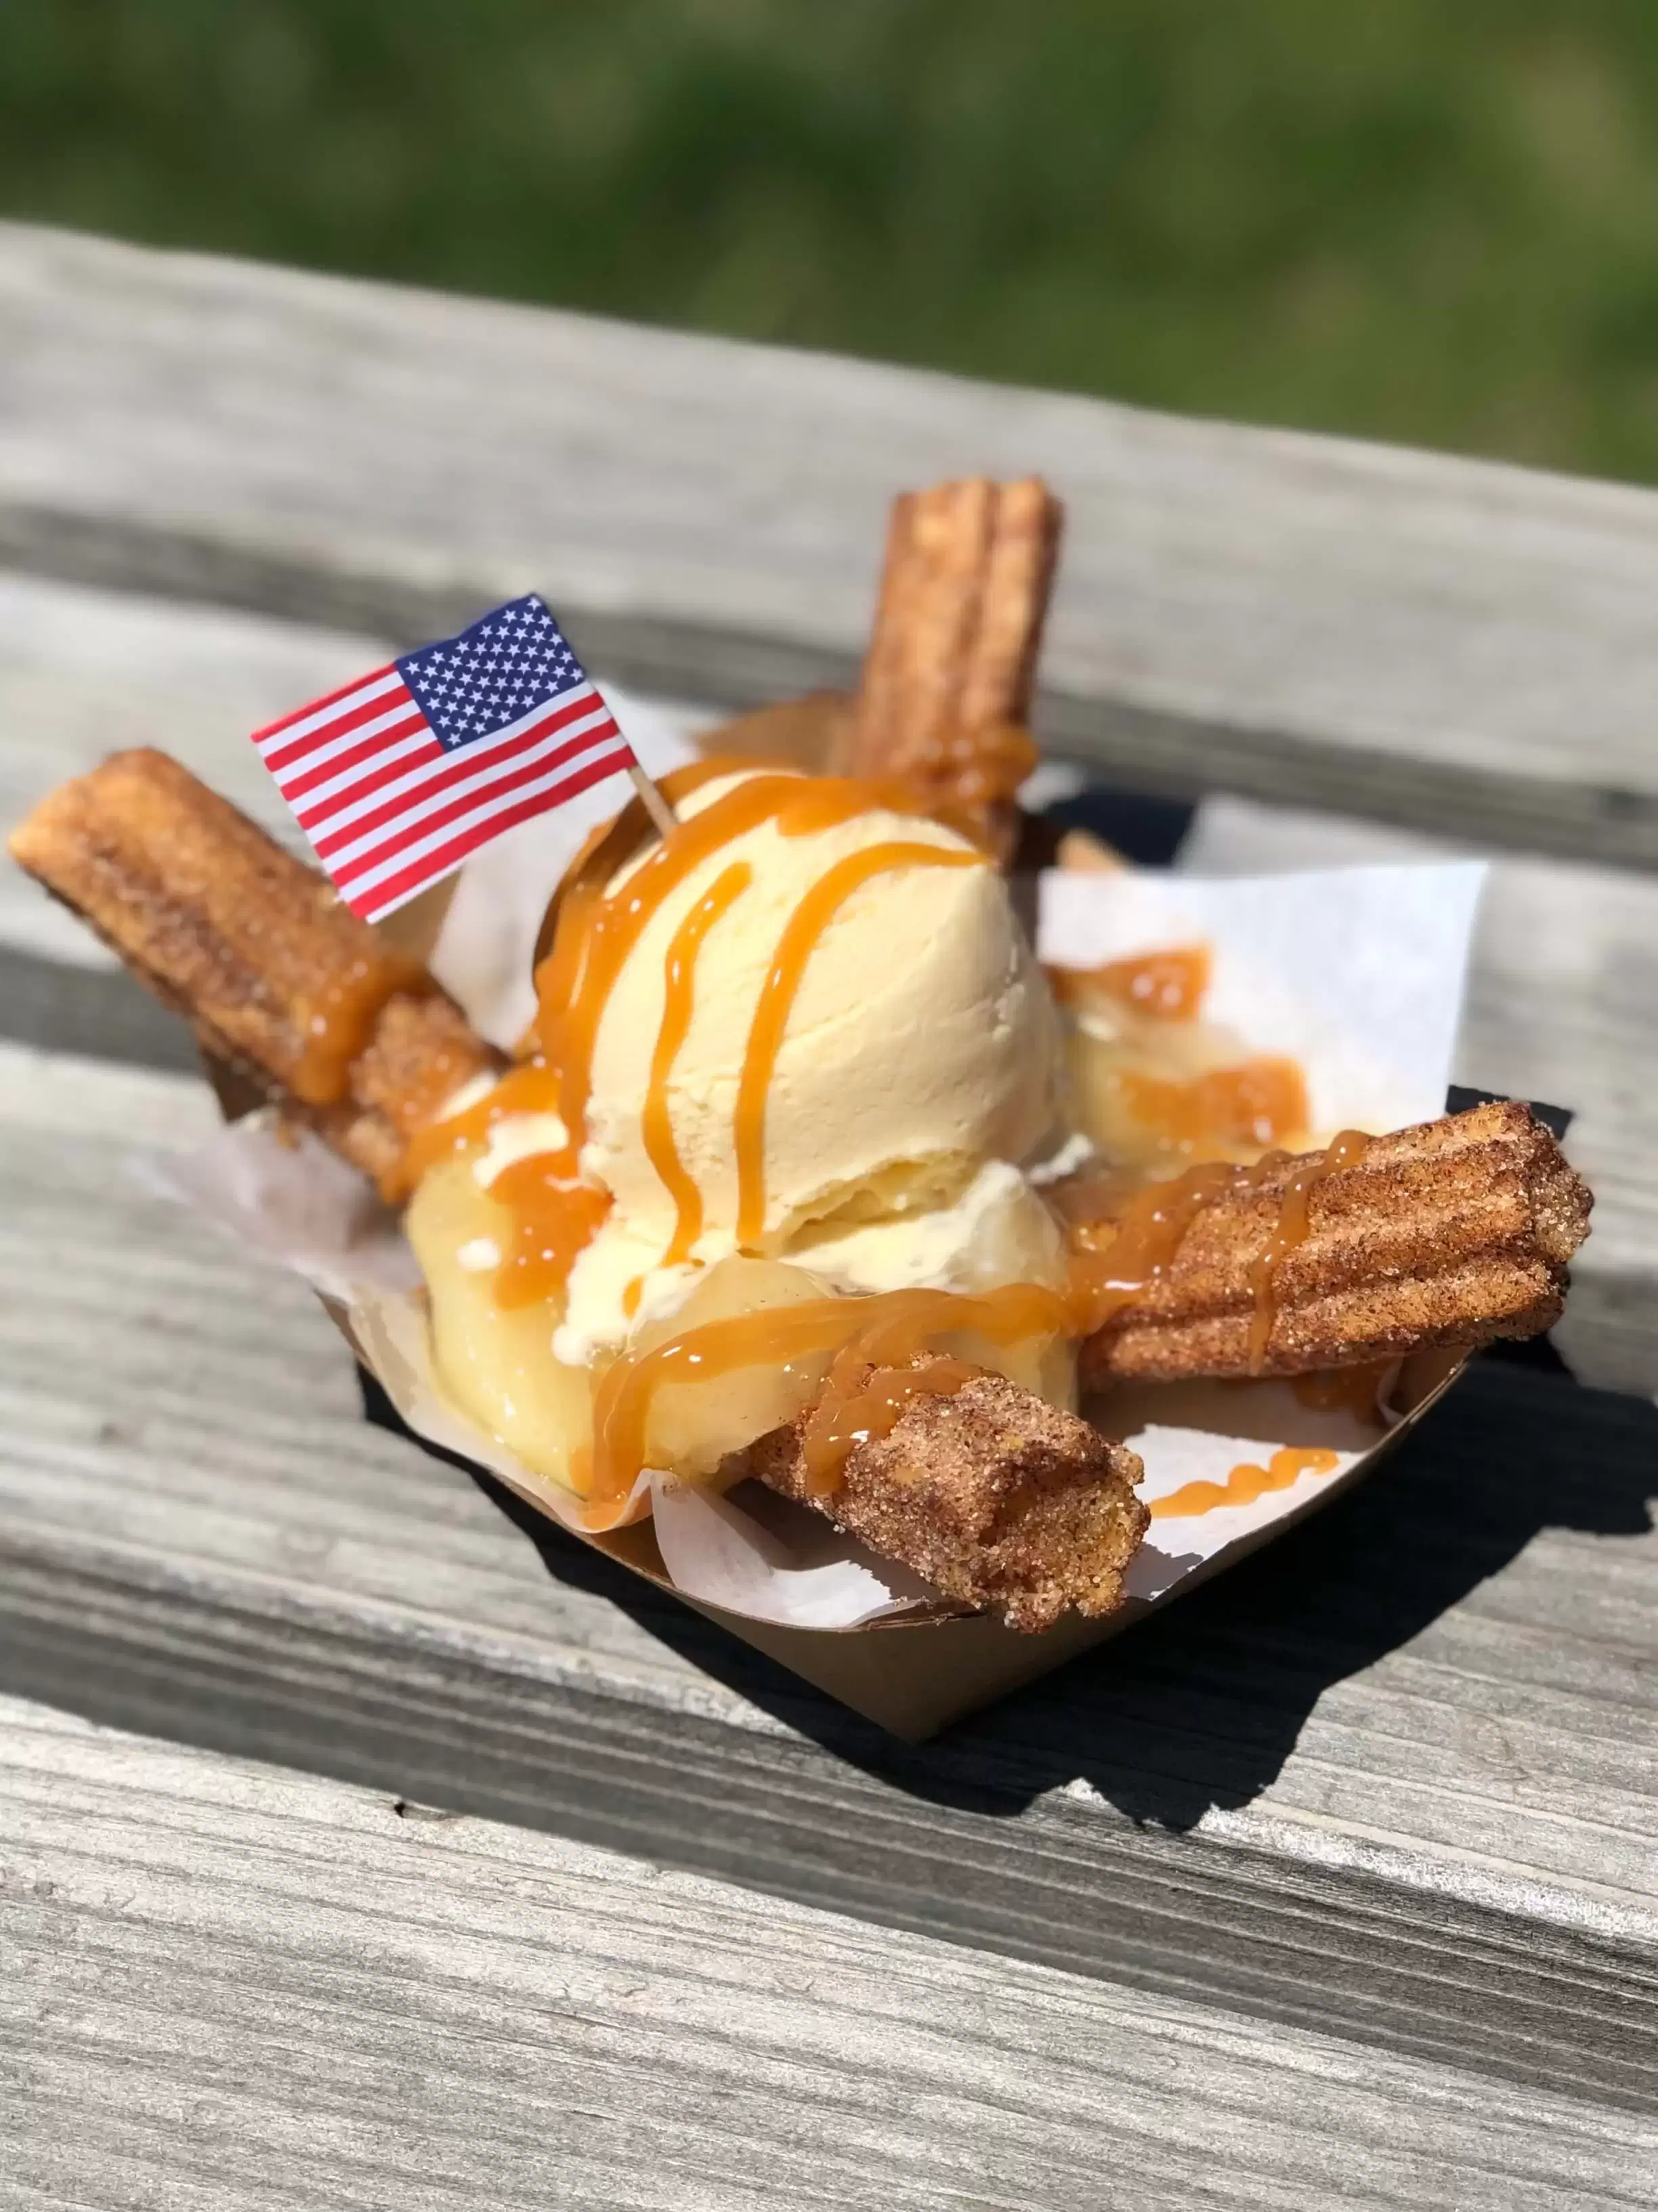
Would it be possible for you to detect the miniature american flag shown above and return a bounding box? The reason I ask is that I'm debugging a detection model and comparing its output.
[252,595,637,921]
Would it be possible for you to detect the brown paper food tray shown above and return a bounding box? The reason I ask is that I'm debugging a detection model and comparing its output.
[681,1345,1464,1737]
[326,1274,1462,1741]
[203,1028,1466,1743]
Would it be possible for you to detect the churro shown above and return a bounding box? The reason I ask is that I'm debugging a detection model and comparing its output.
[844,476,1063,855]
[739,1362,1147,1632]
[1069,1102,1592,1387]
[7,749,499,1199]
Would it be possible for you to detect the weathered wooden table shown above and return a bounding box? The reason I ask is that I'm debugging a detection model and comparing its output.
[2,224,1654,2209]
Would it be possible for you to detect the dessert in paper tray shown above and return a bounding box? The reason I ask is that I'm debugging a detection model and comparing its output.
[9,477,1592,1734]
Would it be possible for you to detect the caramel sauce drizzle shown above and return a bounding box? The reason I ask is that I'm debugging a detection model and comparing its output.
[401,1047,589,1310]
[528,756,745,976]
[906,719,1038,808]
[643,859,754,1270]
[403,764,945,1310]
[528,765,939,1152]
[734,841,983,1249]
[406,762,799,1189]
[402,1051,560,1189]
[290,948,427,1106]
[582,1280,1067,1522]
[1049,940,1313,1168]
[1067,1126,1375,1368]
[798,1345,979,1490]
[1149,1445,1340,1521]
[1246,1129,1372,1371]
[1050,944,1211,1022]
[488,1167,612,1309]
[1067,1160,1246,1335]
[1120,1058,1309,1156]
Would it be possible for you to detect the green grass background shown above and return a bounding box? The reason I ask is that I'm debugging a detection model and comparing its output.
[7,1,1658,481]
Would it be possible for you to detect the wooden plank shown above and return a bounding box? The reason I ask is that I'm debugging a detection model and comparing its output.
[7,222,1658,869]
[1,1043,1654,2111]
[3,1696,1653,2212]
[5,568,1655,1387]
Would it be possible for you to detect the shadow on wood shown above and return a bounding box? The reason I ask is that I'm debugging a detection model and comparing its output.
[389,1360,1655,1831]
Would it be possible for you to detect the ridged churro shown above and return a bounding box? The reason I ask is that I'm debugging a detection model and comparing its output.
[738,1362,1147,1632]
[7,749,499,1199]
[1070,1102,1592,1387]
[844,476,1063,856]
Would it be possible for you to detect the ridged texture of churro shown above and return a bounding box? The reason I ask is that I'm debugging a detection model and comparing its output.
[845,476,1063,858]
[306,990,498,1199]
[739,1365,1147,1633]
[1077,1102,1592,1387]
[7,749,499,1199]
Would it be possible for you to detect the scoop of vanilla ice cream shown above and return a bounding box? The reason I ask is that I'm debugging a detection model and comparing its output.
[553,772,1063,1362]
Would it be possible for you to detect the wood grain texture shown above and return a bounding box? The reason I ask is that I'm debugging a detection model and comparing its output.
[0,1043,1653,2109]
[9,223,1658,867]
[4,1695,1655,2212]
[0,568,361,963]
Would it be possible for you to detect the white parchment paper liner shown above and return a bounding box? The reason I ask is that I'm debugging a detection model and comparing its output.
[142,703,1487,1635]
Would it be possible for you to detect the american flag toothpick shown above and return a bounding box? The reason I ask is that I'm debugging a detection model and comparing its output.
[251,594,671,921]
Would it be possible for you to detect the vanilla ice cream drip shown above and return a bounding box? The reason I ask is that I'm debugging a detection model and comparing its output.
[405,758,1072,1503]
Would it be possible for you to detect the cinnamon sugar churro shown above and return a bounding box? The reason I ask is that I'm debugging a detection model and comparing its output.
[843,476,1063,855]
[1067,1102,1591,1388]
[7,749,500,1199]
[739,1362,1146,1633]
[689,478,1063,865]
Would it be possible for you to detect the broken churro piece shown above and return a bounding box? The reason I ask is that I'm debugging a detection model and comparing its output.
[845,476,1063,855]
[1072,1102,1592,1388]
[7,749,499,1199]
[740,1364,1147,1632]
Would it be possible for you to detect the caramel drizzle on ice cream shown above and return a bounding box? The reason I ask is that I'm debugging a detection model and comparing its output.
[642,858,754,1270]
[733,841,983,1249]
[405,763,948,1306]
[530,761,945,1152]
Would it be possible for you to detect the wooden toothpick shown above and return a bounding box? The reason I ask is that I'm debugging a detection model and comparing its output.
[627,761,679,839]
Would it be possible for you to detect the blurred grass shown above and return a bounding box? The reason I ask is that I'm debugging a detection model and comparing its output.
[7,0,1658,480]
